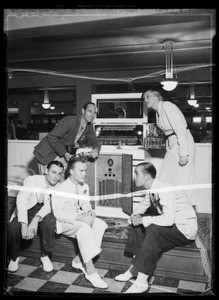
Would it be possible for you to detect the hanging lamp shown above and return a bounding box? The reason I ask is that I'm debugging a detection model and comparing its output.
[42,89,51,109]
[160,40,178,91]
[187,83,199,108]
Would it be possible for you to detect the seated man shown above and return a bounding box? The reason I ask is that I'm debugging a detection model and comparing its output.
[115,162,198,294]
[51,155,108,289]
[8,161,64,273]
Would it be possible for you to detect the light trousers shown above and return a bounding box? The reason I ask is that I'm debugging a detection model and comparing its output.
[60,217,108,263]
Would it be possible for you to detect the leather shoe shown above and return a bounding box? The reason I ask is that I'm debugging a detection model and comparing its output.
[85,272,108,289]
[72,259,86,275]
[8,257,19,272]
[40,256,53,272]
[124,281,148,293]
[115,270,135,282]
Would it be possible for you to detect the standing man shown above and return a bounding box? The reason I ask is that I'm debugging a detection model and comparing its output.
[115,162,198,294]
[33,102,101,175]
[8,161,64,273]
[51,155,108,289]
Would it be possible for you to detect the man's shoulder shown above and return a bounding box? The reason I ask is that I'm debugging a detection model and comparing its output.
[162,101,175,109]
[60,115,78,123]
[23,175,44,185]
[54,178,71,190]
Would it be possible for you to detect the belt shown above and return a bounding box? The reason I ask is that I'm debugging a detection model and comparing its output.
[166,127,188,138]
[166,132,175,138]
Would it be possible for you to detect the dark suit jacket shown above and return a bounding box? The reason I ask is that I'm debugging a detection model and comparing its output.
[33,115,101,165]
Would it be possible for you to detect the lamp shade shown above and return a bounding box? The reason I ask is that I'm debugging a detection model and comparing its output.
[188,99,197,106]
[160,79,178,91]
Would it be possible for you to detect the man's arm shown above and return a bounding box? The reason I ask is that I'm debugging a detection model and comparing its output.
[26,195,52,239]
[16,177,35,224]
[80,185,92,213]
[47,116,76,157]
[26,215,41,239]
[141,190,175,227]
[52,192,81,224]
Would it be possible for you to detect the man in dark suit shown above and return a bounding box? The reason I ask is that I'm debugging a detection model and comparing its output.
[33,102,101,175]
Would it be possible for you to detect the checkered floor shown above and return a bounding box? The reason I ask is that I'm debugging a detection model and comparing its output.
[4,256,208,295]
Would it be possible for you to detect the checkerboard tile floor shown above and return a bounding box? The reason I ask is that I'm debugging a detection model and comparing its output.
[4,256,208,295]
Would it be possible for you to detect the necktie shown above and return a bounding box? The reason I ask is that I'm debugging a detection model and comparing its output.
[75,184,80,206]
[75,125,85,144]
[149,192,163,215]
[38,185,50,204]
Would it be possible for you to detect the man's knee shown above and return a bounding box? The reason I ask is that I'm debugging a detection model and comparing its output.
[8,218,21,233]
[39,213,56,229]
[77,222,93,236]
[145,224,160,236]
[93,217,108,230]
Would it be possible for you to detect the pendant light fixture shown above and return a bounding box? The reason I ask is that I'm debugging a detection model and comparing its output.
[42,89,51,109]
[187,83,199,108]
[160,40,178,91]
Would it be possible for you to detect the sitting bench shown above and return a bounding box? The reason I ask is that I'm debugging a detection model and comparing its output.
[18,216,208,283]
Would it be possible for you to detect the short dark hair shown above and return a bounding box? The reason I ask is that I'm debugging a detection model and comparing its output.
[47,160,64,170]
[83,102,96,110]
[136,162,157,179]
[65,155,88,178]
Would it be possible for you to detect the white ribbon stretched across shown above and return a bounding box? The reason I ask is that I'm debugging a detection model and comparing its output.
[6,183,212,202]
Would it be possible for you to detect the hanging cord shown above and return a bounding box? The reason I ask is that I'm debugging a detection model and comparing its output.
[6,64,213,84]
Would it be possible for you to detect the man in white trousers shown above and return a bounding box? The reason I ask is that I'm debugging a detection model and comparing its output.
[51,155,108,289]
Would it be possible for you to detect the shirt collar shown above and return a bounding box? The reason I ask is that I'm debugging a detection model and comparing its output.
[151,178,158,190]
[80,115,88,128]
[157,101,163,116]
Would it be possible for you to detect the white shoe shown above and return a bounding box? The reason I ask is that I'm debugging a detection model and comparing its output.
[8,257,19,272]
[40,256,53,272]
[72,259,87,275]
[124,281,148,293]
[85,272,108,289]
[115,270,135,282]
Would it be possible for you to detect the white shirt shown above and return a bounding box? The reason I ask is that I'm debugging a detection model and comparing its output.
[132,179,198,240]
[51,178,92,234]
[11,175,59,224]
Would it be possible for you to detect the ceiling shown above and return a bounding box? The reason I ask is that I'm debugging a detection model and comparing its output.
[5,9,216,114]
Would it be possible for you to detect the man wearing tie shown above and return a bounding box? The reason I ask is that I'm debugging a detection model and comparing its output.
[115,162,198,294]
[51,155,108,289]
[7,161,64,273]
[33,102,101,176]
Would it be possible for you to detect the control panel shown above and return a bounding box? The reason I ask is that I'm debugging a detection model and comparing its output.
[95,124,143,146]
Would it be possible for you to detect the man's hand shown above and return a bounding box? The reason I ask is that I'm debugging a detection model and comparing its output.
[90,148,99,159]
[179,155,188,166]
[21,223,28,239]
[64,152,72,162]
[26,216,40,239]
[130,214,143,226]
[76,213,94,227]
